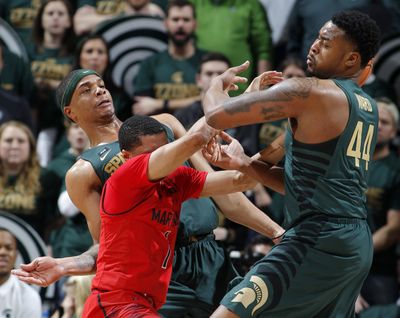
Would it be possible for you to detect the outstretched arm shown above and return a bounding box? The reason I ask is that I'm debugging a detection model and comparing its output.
[12,245,98,287]
[12,160,103,286]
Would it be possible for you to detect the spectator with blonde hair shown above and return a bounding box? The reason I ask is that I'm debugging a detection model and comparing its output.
[0,121,58,239]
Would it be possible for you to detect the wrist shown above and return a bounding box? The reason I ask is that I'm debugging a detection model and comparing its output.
[271,228,285,243]
[238,155,253,173]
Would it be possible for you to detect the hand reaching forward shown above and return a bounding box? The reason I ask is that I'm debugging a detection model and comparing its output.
[245,71,284,93]
[202,131,250,171]
[11,256,64,287]
[210,61,250,93]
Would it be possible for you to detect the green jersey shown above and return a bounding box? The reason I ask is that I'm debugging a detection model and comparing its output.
[134,49,205,100]
[284,79,378,226]
[77,0,124,14]
[79,125,218,237]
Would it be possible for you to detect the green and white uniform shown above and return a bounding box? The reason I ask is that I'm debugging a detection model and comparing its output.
[221,79,378,318]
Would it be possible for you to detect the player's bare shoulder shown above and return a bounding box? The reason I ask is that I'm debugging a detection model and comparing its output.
[66,158,102,191]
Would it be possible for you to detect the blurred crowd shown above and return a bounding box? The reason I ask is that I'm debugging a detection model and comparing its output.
[0,0,400,317]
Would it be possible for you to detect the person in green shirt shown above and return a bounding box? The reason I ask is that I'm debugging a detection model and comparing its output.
[29,0,75,166]
[133,0,206,116]
[0,0,42,46]
[191,0,273,95]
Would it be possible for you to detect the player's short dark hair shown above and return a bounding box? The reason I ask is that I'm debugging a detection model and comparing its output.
[198,52,231,73]
[167,0,195,18]
[331,10,381,67]
[119,115,166,151]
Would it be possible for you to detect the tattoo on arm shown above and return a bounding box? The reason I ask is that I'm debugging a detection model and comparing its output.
[222,78,318,121]
[281,77,316,100]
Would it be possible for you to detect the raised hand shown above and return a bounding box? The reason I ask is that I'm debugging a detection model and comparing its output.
[210,61,250,93]
[11,256,64,287]
[245,71,284,93]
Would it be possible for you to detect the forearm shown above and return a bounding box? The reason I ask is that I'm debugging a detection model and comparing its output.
[373,226,400,252]
[149,118,213,180]
[203,85,230,128]
[201,170,256,197]
[256,132,286,164]
[240,159,285,194]
[212,192,283,239]
[58,244,98,276]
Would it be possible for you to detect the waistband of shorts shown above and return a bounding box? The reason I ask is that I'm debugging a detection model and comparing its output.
[92,289,157,308]
[289,212,366,229]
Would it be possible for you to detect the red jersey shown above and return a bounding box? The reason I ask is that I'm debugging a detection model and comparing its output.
[91,153,207,309]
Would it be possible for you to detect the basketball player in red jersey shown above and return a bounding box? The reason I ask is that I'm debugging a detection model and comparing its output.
[82,115,259,317]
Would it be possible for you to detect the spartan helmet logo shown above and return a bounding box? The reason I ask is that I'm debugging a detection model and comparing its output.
[171,72,183,84]
[231,275,268,316]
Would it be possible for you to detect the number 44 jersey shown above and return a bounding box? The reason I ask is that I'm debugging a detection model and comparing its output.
[283,79,378,225]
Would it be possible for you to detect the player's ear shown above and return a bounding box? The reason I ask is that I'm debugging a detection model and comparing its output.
[345,51,360,68]
[64,106,77,123]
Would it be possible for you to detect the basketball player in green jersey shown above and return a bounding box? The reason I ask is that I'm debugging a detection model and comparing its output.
[202,10,382,318]
[12,69,284,317]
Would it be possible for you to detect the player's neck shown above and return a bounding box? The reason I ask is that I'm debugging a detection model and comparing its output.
[86,119,122,147]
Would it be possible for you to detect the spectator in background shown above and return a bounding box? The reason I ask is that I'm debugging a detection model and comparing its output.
[0,89,34,130]
[279,56,307,79]
[51,275,94,318]
[240,235,274,275]
[259,0,296,68]
[73,0,124,36]
[356,97,400,311]
[122,0,164,17]
[29,0,75,167]
[0,0,41,45]
[0,227,42,318]
[133,0,204,116]
[191,0,273,95]
[74,0,164,36]
[0,45,34,103]
[362,72,397,105]
[286,0,370,61]
[0,121,58,240]
[174,52,231,129]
